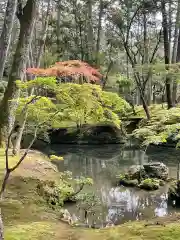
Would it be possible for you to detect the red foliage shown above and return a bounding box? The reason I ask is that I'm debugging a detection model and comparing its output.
[26,60,102,82]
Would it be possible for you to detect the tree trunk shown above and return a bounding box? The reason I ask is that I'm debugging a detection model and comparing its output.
[172,0,180,104]
[0,171,10,199]
[86,0,94,64]
[140,92,150,120]
[161,0,173,109]
[36,0,51,67]
[168,0,172,60]
[95,0,103,66]
[12,102,28,156]
[0,0,17,81]
[56,0,61,59]
[0,0,40,145]
[135,73,150,120]
[0,210,4,240]
[143,10,151,106]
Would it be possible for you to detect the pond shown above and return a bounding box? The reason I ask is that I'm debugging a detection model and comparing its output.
[48,144,180,226]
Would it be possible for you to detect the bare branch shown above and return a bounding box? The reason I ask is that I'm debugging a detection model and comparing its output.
[126,6,141,45]
[150,29,162,63]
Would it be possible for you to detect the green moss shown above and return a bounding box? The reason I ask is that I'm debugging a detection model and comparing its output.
[5,219,180,240]
[118,174,139,187]
[139,178,160,191]
[132,104,180,146]
[1,149,180,239]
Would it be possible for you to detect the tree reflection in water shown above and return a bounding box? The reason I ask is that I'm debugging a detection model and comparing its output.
[50,144,178,225]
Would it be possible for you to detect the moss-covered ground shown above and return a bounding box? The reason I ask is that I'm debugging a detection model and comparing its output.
[1,149,180,240]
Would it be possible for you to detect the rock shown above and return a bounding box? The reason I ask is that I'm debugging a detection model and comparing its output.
[159,180,166,186]
[139,178,160,191]
[116,162,169,190]
[49,123,126,145]
[168,181,180,206]
[119,178,139,187]
[143,162,169,180]
[127,165,146,180]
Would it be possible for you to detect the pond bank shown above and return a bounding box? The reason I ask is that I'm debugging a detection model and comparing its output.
[2,148,180,239]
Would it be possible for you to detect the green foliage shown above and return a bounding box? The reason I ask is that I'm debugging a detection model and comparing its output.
[16,95,60,138]
[74,177,93,186]
[37,171,93,208]
[15,78,130,143]
[133,105,180,146]
[16,77,57,90]
[76,192,101,214]
[116,74,134,88]
[55,83,130,128]
[50,155,64,161]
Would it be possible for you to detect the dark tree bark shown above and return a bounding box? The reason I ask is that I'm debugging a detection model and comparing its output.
[172,0,180,104]
[0,0,40,145]
[0,210,4,240]
[161,0,173,109]
[0,0,17,81]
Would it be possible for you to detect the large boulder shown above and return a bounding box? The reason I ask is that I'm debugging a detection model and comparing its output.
[143,162,169,180]
[49,124,126,145]
[127,165,146,180]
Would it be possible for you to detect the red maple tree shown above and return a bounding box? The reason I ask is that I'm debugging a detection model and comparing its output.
[26,60,102,82]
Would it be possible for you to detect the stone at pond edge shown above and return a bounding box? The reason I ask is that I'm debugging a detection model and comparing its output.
[123,162,169,182]
[143,162,169,180]
[116,162,168,191]
[127,165,147,180]
[119,178,139,187]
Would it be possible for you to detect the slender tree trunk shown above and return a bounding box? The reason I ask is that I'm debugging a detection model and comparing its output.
[0,171,10,199]
[12,111,28,155]
[87,0,94,64]
[161,0,173,109]
[0,0,17,81]
[36,0,51,67]
[168,0,172,60]
[140,91,150,120]
[177,162,180,181]
[56,0,61,59]
[95,0,103,66]
[0,210,4,240]
[135,73,150,120]
[172,0,180,104]
[0,0,40,145]
[143,10,151,106]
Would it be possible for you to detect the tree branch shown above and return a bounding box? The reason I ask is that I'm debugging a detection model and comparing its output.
[150,29,162,63]
[126,6,141,45]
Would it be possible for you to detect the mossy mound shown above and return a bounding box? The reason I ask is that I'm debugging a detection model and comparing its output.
[139,179,162,191]
[118,174,139,187]
[117,162,168,191]
[117,175,165,191]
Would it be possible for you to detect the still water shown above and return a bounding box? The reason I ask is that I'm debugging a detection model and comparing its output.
[49,144,180,226]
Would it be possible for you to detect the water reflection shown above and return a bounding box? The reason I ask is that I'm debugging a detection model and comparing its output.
[50,144,178,225]
[104,187,169,224]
